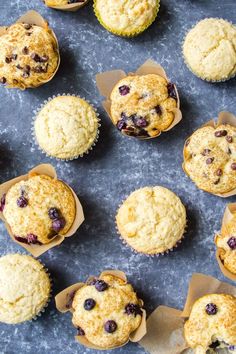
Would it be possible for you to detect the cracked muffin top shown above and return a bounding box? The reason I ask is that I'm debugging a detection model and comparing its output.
[0,22,59,89]
[2,174,76,245]
[110,74,178,139]
[44,0,84,6]
[184,294,236,354]
[116,186,186,254]
[183,18,236,81]
[71,273,143,349]
[183,124,236,195]
[34,95,99,159]
[0,254,51,324]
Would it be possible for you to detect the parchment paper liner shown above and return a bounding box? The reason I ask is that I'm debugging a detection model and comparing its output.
[32,93,101,160]
[96,59,182,140]
[55,269,147,350]
[214,204,236,282]
[0,164,84,257]
[182,18,236,83]
[139,273,236,354]
[45,0,89,12]
[183,111,236,198]
[0,10,60,89]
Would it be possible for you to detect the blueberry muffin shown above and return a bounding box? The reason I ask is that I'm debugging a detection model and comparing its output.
[2,174,76,245]
[34,95,99,160]
[71,273,143,348]
[0,22,59,89]
[184,294,236,353]
[183,124,236,195]
[94,0,160,37]
[110,74,178,138]
[44,0,85,6]
[183,18,236,82]
[116,186,186,255]
[215,212,236,275]
[0,254,51,324]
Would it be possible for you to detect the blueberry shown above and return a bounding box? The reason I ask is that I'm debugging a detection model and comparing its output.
[77,326,85,336]
[0,77,6,85]
[167,83,177,100]
[133,116,148,128]
[125,303,142,317]
[231,163,236,171]
[155,105,162,115]
[209,341,220,348]
[27,233,39,244]
[229,345,236,350]
[0,194,6,212]
[84,298,96,311]
[119,85,130,96]
[117,120,127,131]
[205,303,217,315]
[52,217,66,232]
[14,236,28,244]
[215,130,227,137]
[48,207,60,220]
[17,196,28,208]
[227,237,236,250]
[94,280,108,292]
[104,320,117,333]
[65,290,76,309]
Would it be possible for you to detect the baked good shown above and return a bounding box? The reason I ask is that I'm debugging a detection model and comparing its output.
[45,0,84,5]
[116,186,186,254]
[183,124,236,194]
[71,273,143,348]
[94,0,160,37]
[0,254,51,324]
[110,74,178,138]
[2,174,76,244]
[0,22,59,89]
[184,294,236,353]
[215,212,236,275]
[183,18,236,82]
[34,95,99,159]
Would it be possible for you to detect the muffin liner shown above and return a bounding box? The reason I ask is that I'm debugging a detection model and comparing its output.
[115,189,187,257]
[139,273,236,354]
[0,10,60,90]
[182,18,236,83]
[93,1,160,37]
[0,164,84,257]
[183,111,236,197]
[32,93,101,160]
[214,204,236,282]
[96,59,182,139]
[55,269,147,350]
[44,0,89,12]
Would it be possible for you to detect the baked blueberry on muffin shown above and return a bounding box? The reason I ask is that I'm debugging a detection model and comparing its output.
[110,74,178,138]
[34,95,99,160]
[94,0,160,37]
[2,174,76,245]
[116,186,186,255]
[0,254,51,324]
[71,273,143,348]
[0,22,59,89]
[184,294,236,353]
[183,124,236,195]
[183,18,236,82]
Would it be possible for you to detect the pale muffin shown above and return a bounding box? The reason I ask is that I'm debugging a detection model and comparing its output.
[184,294,236,353]
[110,74,178,138]
[0,254,51,324]
[116,186,186,255]
[94,0,159,37]
[215,212,236,275]
[0,23,59,89]
[71,274,143,348]
[3,174,76,245]
[183,18,236,82]
[183,124,236,195]
[34,95,99,159]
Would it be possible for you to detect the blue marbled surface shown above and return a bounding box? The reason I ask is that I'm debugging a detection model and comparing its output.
[0,1,235,353]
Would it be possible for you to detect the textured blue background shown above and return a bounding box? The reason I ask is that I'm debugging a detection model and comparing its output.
[0,1,235,353]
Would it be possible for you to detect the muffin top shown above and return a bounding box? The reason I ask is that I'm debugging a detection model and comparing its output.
[3,174,76,245]
[116,186,186,254]
[94,0,158,35]
[45,0,81,5]
[110,74,178,138]
[184,294,236,353]
[72,273,143,349]
[183,124,236,194]
[215,213,236,275]
[34,96,99,159]
[183,18,236,81]
[0,254,51,324]
[0,22,59,89]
